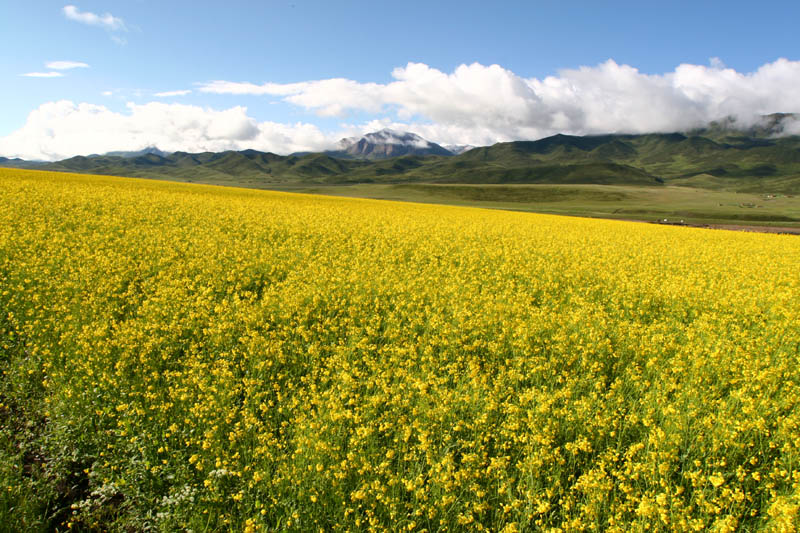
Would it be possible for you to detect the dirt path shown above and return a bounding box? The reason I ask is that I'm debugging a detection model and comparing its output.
[649,221,800,235]
[704,224,800,235]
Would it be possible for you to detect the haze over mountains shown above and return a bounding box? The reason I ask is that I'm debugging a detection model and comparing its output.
[2,114,800,194]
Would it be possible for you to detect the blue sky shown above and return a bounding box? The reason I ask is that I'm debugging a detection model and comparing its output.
[2,1,800,159]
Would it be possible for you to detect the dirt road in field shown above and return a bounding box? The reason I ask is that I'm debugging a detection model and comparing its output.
[649,221,800,235]
[707,224,800,235]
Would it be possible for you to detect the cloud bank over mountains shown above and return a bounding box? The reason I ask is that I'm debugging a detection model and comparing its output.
[201,58,800,140]
[3,59,800,161]
[0,102,333,162]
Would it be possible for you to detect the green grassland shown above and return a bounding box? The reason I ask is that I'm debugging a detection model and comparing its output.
[290,183,800,228]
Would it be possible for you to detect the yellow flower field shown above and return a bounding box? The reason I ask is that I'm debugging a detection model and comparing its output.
[1,168,799,532]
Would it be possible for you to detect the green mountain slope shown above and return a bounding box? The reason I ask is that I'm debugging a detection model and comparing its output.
[4,130,800,193]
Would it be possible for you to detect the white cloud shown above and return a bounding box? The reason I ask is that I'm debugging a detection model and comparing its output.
[63,5,126,31]
[709,57,726,69]
[21,72,64,78]
[199,79,386,116]
[0,101,335,161]
[786,120,800,135]
[46,60,89,70]
[154,90,192,97]
[6,59,800,161]
[197,58,800,147]
[21,60,88,80]
[199,80,300,96]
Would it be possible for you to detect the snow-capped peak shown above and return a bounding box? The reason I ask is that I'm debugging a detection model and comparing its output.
[335,129,454,159]
[340,129,432,149]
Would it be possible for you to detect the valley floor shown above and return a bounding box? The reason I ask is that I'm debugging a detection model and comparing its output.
[274,183,800,230]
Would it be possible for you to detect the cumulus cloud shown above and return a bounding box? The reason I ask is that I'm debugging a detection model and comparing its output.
[46,60,89,70]
[0,101,335,161]
[63,5,126,35]
[6,59,800,160]
[21,72,64,78]
[154,90,192,97]
[197,58,800,147]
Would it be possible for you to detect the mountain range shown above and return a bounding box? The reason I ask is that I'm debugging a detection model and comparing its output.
[3,116,800,193]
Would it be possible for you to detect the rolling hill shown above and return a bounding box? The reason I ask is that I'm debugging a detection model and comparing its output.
[3,126,800,193]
